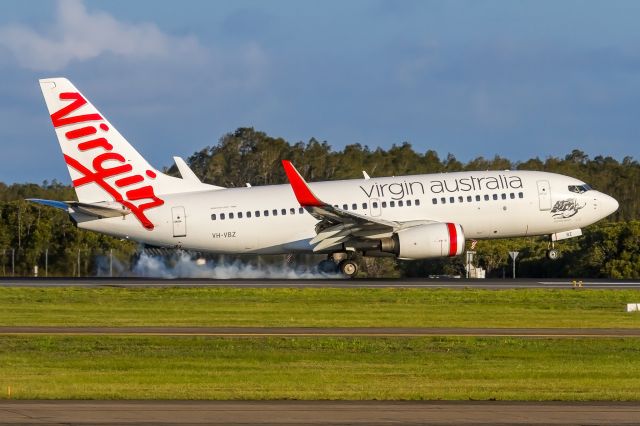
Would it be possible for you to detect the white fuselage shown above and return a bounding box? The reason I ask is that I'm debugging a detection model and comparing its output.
[77,169,618,255]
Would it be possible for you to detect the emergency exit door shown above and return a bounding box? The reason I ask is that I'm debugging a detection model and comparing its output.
[536,180,551,211]
[172,206,187,237]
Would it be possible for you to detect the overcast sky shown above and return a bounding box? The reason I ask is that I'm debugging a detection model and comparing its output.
[1,0,639,184]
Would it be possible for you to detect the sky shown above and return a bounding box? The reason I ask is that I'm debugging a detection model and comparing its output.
[1,0,639,184]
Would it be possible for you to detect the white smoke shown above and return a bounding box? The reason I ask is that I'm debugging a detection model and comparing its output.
[94,253,127,277]
[131,251,345,279]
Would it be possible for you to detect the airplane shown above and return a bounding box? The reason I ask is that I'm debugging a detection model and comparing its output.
[29,77,619,277]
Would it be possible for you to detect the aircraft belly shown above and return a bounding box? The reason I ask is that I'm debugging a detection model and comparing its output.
[450,204,530,239]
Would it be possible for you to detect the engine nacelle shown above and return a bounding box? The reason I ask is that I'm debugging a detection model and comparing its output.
[384,223,465,260]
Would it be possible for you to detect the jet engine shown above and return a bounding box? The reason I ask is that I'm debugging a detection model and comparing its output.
[380,223,465,259]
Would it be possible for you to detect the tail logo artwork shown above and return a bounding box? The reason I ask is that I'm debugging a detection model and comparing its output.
[51,92,164,230]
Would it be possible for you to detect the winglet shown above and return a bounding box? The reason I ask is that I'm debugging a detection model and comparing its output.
[282,160,324,207]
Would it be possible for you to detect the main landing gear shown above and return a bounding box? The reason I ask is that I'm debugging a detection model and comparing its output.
[318,252,359,278]
[338,259,358,277]
[546,237,560,260]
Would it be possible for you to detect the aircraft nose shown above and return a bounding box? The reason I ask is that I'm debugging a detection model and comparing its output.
[598,192,619,217]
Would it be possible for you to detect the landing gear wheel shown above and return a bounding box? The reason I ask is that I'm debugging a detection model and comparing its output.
[339,260,358,278]
[318,259,338,274]
[546,249,559,260]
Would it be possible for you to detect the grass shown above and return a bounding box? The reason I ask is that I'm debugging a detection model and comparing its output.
[1,335,639,400]
[1,287,639,401]
[0,287,639,328]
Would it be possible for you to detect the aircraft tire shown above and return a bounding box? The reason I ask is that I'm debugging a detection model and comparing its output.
[546,249,560,260]
[339,259,358,277]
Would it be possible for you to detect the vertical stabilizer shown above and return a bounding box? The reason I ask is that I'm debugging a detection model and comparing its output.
[39,77,212,230]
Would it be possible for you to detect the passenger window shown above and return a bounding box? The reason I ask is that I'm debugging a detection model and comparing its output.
[458,196,464,203]
[415,199,420,206]
[352,203,357,210]
[510,193,515,199]
[343,204,348,210]
[290,208,295,215]
[211,214,216,220]
[264,210,269,217]
[362,202,368,209]
[372,202,378,208]
[247,211,252,218]
[449,197,454,203]
[299,207,304,214]
[229,212,234,219]
[238,212,243,219]
[406,200,412,206]
[518,192,524,198]
[501,193,506,200]
[398,200,404,207]
[484,195,490,201]
[382,201,387,208]
[220,213,225,220]
[432,198,438,204]
[255,211,260,217]
[282,209,287,215]
[272,209,277,216]
[492,194,498,201]
[467,196,472,202]
[390,201,395,207]
[476,195,481,201]
[441,197,446,204]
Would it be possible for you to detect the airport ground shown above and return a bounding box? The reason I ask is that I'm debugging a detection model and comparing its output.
[3,277,640,289]
[2,400,640,425]
[0,278,639,424]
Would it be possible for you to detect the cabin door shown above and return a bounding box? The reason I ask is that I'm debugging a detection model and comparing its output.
[536,180,552,211]
[172,206,187,237]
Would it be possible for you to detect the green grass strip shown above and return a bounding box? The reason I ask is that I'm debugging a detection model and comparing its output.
[1,335,639,400]
[1,287,639,328]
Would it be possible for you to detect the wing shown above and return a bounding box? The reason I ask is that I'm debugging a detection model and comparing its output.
[282,160,431,252]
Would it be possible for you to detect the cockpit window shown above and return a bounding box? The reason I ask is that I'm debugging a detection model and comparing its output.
[568,184,592,194]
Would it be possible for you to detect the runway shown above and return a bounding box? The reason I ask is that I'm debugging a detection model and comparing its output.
[0,326,638,338]
[2,277,640,289]
[1,284,638,425]
[1,401,639,425]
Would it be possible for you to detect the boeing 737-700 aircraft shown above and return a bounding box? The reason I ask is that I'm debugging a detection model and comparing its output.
[30,78,619,276]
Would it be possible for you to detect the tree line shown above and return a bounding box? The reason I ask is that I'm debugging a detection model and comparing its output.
[0,127,638,278]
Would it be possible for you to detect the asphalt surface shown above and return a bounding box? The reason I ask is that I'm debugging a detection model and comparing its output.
[2,277,640,289]
[0,326,639,338]
[1,401,639,425]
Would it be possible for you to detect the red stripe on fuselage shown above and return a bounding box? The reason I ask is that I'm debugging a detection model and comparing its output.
[446,223,457,256]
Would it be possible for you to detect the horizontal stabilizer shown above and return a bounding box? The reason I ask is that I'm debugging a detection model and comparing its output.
[26,199,68,210]
[27,199,130,219]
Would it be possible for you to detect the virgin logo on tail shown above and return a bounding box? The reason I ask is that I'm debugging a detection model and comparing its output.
[51,92,164,230]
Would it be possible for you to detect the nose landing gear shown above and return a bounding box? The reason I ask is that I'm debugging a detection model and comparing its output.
[546,236,560,260]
